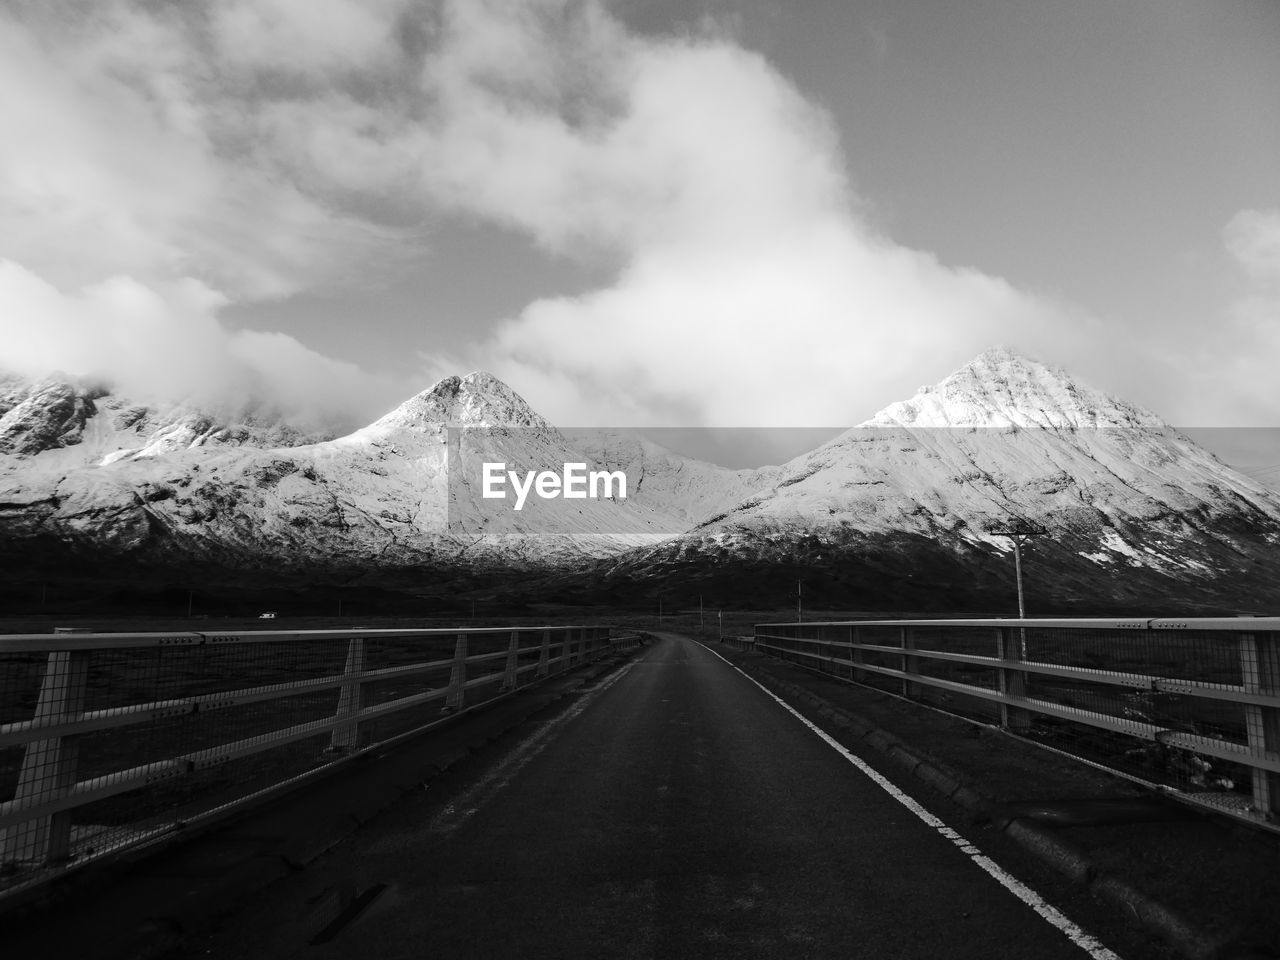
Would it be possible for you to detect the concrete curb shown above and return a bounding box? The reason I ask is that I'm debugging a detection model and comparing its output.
[728,655,1277,960]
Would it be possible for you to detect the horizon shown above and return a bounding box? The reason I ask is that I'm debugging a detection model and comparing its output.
[9,348,1280,480]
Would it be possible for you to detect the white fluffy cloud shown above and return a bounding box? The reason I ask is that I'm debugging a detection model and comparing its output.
[0,1,418,427]
[1225,208,1280,285]
[1212,208,1280,425]
[1,0,1267,433]
[0,4,408,300]
[410,2,1099,425]
[0,260,405,431]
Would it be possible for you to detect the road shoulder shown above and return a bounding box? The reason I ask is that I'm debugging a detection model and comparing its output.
[699,637,1280,960]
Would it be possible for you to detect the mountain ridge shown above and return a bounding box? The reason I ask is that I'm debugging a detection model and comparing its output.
[2,350,1279,612]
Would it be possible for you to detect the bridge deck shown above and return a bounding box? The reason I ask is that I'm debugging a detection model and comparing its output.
[189,632,1120,959]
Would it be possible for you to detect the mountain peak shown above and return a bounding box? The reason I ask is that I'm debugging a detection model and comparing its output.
[365,371,553,433]
[970,342,1026,366]
[862,347,1166,430]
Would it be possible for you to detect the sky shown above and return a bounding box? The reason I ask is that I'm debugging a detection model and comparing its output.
[1,0,1278,464]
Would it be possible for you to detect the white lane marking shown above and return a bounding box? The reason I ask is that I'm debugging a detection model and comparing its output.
[426,662,636,835]
[697,641,1124,960]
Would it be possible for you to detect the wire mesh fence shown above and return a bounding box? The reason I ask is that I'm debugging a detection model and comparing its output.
[753,618,1280,830]
[0,625,631,899]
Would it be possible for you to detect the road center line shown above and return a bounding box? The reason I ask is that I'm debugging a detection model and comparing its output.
[698,641,1124,960]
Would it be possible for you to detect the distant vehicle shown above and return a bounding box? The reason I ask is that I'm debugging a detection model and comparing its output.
[259,611,277,619]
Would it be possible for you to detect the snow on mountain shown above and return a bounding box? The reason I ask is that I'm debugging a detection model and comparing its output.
[0,375,103,457]
[566,429,780,527]
[864,345,1165,430]
[0,371,326,469]
[315,372,682,542]
[698,348,1280,546]
[0,371,677,577]
[4,350,1280,610]
[597,348,1280,609]
[357,371,556,436]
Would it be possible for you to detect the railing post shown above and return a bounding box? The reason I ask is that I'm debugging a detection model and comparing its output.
[1,650,90,864]
[850,625,864,683]
[328,638,365,752]
[997,626,1031,733]
[900,626,920,699]
[815,626,827,674]
[500,630,520,691]
[536,628,551,678]
[444,631,468,712]
[1240,631,1280,820]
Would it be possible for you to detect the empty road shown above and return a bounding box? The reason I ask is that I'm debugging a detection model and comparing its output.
[208,633,1120,959]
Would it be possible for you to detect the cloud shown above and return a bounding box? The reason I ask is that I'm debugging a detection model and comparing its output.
[411,1,1099,425]
[1206,208,1280,425]
[212,0,405,76]
[0,260,408,432]
[1225,208,1280,285]
[478,231,1059,426]
[4,0,1265,434]
[0,1,423,426]
[0,3,415,301]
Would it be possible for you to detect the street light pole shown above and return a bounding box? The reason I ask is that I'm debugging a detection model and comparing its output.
[1012,536,1026,620]
[983,518,1047,658]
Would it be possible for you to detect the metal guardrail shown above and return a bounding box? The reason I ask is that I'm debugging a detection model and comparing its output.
[752,618,1280,830]
[722,635,756,653]
[0,624,640,897]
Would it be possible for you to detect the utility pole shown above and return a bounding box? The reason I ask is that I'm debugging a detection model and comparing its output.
[984,518,1048,656]
[797,579,802,623]
[187,589,193,618]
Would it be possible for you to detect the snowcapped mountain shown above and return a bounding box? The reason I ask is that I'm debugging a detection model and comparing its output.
[863,345,1165,430]
[567,429,781,528]
[3,349,1280,612]
[0,371,679,581]
[0,372,327,466]
[592,347,1280,611]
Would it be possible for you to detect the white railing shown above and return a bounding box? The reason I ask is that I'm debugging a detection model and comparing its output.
[752,618,1280,829]
[0,624,640,895]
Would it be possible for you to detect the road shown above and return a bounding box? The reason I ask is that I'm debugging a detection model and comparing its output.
[217,633,1121,959]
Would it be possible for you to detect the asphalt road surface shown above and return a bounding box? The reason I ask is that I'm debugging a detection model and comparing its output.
[243,633,1124,959]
